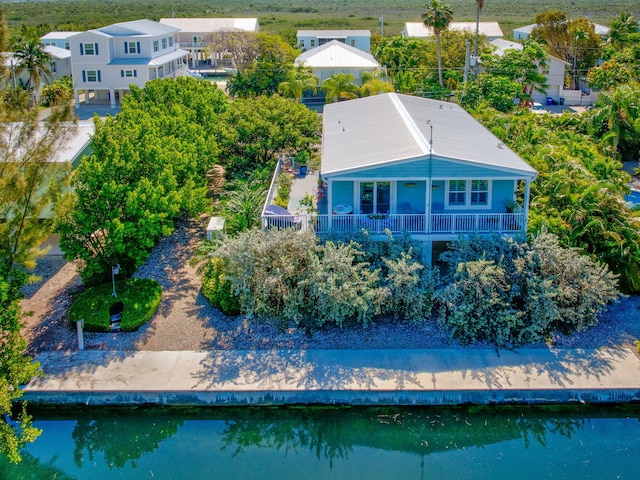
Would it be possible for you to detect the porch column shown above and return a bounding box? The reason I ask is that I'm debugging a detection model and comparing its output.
[327,179,333,230]
[109,89,116,108]
[425,178,431,233]
[74,88,80,108]
[523,179,532,234]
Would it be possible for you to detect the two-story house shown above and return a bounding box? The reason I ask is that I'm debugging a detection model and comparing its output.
[70,19,189,108]
[159,17,259,69]
[41,31,78,51]
[297,30,371,52]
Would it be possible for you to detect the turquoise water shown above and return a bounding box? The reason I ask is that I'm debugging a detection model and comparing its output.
[625,189,640,205]
[2,405,640,479]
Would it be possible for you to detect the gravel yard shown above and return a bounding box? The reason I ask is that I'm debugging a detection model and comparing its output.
[20,219,640,354]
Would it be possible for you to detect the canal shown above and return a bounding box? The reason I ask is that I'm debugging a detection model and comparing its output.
[1,405,639,479]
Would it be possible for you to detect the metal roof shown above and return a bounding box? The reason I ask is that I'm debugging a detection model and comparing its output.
[97,19,179,37]
[514,22,610,36]
[159,18,259,33]
[295,40,379,68]
[297,30,371,38]
[404,21,503,38]
[43,45,71,59]
[41,31,80,40]
[108,49,188,66]
[321,93,536,178]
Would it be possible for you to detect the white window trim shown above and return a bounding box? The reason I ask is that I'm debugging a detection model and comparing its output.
[445,179,492,210]
[354,180,396,215]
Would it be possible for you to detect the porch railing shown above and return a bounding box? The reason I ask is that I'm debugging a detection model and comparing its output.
[261,212,525,235]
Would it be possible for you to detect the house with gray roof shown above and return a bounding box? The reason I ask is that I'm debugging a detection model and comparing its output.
[263,93,536,260]
[403,21,503,40]
[513,22,609,41]
[297,30,371,52]
[69,19,189,108]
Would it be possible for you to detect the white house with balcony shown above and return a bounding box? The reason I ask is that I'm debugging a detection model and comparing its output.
[297,30,371,52]
[70,19,188,108]
[403,21,503,40]
[159,17,259,69]
[262,93,537,262]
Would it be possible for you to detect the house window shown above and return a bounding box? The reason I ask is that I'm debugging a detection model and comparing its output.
[81,43,97,55]
[126,41,139,54]
[83,70,101,82]
[64,42,70,50]
[162,38,167,49]
[121,69,137,78]
[360,181,390,214]
[448,180,466,206]
[153,40,159,52]
[310,39,316,47]
[350,39,356,47]
[447,180,490,207]
[470,180,489,206]
[51,61,57,74]
[168,36,173,47]
[192,36,202,46]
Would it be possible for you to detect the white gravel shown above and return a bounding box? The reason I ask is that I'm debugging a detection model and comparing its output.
[21,219,640,354]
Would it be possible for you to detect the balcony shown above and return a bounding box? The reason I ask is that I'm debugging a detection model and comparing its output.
[263,212,525,235]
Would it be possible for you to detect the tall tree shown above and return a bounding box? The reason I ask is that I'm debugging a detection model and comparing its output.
[607,11,639,49]
[421,0,454,88]
[12,38,52,104]
[474,0,485,59]
[0,6,75,463]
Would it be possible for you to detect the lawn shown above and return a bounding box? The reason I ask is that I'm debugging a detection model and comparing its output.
[68,278,162,332]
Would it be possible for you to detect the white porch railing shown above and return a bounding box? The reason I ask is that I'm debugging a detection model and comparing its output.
[262,212,525,235]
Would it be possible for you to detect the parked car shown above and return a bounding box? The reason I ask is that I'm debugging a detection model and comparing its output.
[530,102,548,114]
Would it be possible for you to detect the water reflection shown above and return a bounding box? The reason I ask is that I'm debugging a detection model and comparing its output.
[0,405,637,480]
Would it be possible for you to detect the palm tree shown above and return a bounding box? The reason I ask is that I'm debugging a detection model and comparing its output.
[320,73,360,103]
[421,0,454,88]
[13,38,52,104]
[278,67,318,103]
[608,11,639,48]
[360,71,394,97]
[474,0,485,59]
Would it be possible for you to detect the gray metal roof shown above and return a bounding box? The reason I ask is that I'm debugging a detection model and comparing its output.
[321,93,537,178]
[295,40,379,68]
[98,19,179,37]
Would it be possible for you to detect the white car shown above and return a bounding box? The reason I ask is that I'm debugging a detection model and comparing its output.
[530,102,548,114]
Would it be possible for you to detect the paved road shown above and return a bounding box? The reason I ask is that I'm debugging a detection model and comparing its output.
[24,347,640,406]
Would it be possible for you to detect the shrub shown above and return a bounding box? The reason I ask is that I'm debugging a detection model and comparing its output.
[437,233,620,347]
[68,278,162,332]
[273,172,293,208]
[200,257,241,315]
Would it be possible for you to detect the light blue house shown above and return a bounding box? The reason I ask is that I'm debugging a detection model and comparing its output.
[41,31,79,50]
[297,30,371,52]
[263,93,537,261]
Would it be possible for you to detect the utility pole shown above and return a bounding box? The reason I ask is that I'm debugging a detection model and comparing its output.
[379,14,384,38]
[463,40,470,84]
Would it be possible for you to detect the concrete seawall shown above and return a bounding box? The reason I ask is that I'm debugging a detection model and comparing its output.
[23,348,640,406]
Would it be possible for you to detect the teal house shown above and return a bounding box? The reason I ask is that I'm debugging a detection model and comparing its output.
[318,93,537,255]
[263,93,537,261]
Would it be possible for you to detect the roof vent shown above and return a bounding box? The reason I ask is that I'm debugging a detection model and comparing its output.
[497,142,504,149]
[439,104,443,109]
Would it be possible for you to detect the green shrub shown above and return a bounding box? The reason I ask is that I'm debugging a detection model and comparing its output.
[437,233,620,347]
[200,257,241,315]
[273,172,293,208]
[68,278,162,332]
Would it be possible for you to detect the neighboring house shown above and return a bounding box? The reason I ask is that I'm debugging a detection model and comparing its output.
[297,30,371,52]
[488,38,570,104]
[69,19,189,108]
[159,17,259,68]
[403,21,504,40]
[294,40,382,86]
[263,93,536,262]
[513,22,610,41]
[41,31,79,50]
[43,45,72,81]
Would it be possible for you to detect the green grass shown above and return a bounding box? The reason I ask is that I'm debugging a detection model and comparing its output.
[68,278,162,332]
